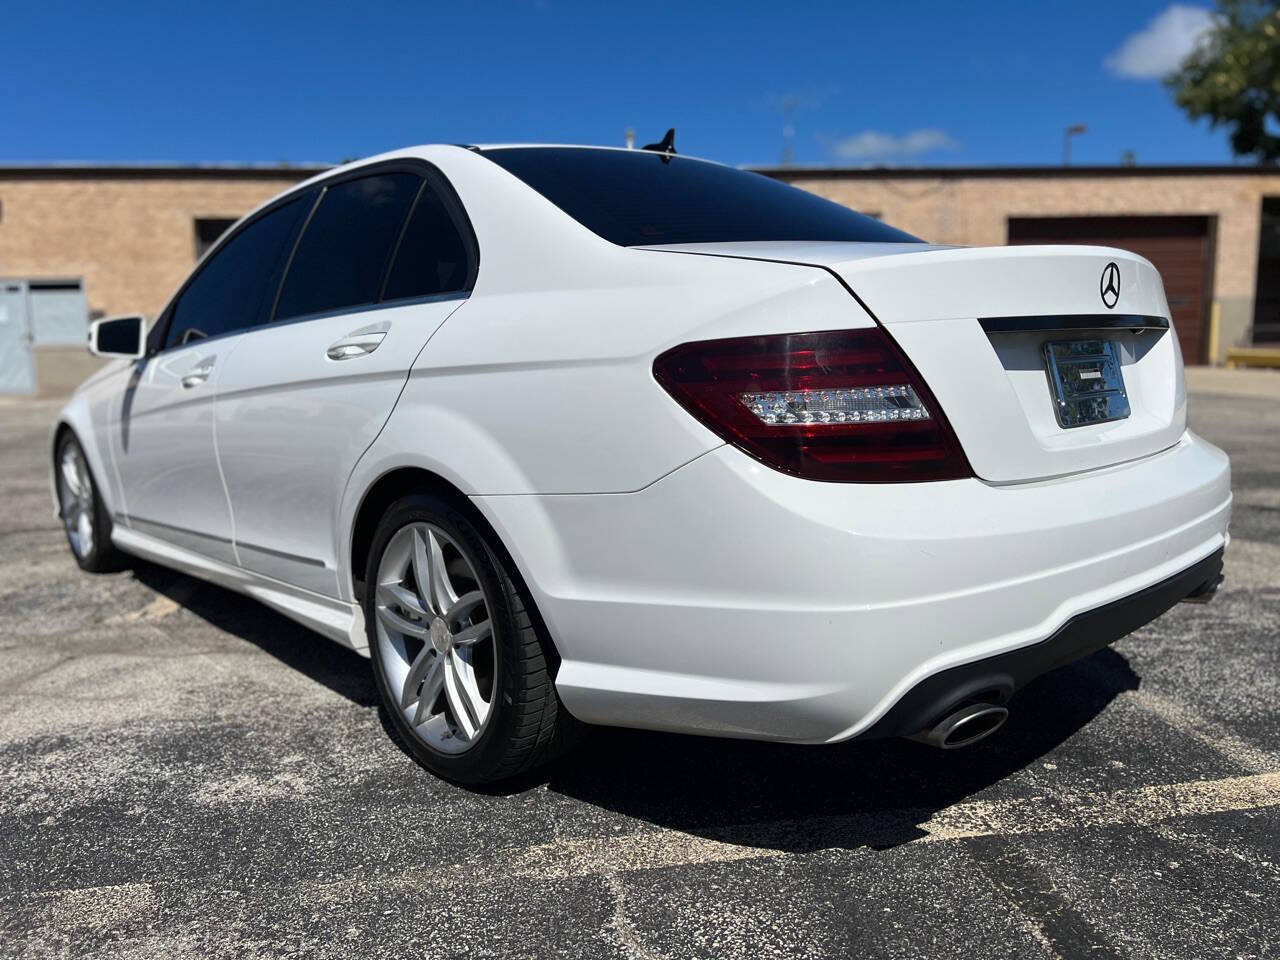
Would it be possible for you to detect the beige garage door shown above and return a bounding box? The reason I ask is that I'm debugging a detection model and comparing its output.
[1008,216,1214,364]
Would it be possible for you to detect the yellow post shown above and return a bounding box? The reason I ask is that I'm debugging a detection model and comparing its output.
[1208,300,1221,366]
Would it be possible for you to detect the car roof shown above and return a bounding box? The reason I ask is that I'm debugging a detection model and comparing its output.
[468,143,727,167]
[298,144,730,188]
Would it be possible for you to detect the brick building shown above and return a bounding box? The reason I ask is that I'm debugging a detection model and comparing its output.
[0,165,324,393]
[1,161,1278,392]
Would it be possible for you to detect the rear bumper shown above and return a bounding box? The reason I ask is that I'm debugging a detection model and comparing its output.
[860,546,1224,739]
[475,429,1231,743]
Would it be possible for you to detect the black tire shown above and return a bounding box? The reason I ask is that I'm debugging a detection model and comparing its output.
[364,493,583,784]
[54,431,127,573]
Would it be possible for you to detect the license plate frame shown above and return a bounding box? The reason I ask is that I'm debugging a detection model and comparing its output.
[1042,339,1131,429]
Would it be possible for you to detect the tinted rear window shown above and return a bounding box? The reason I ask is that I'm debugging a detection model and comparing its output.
[275,173,419,321]
[483,147,919,247]
[383,184,471,301]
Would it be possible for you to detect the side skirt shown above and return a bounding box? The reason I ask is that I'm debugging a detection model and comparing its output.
[111,526,369,655]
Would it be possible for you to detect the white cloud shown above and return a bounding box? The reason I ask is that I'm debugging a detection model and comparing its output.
[829,128,961,162]
[1105,4,1216,79]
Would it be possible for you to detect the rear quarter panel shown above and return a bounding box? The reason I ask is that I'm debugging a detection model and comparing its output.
[337,147,876,597]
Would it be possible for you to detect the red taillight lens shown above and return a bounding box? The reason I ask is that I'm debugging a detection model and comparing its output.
[653,328,972,483]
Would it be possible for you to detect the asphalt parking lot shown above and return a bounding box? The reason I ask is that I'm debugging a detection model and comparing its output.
[1,382,1277,960]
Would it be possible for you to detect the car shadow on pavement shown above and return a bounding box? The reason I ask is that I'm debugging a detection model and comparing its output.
[126,559,1139,852]
[127,560,381,708]
[538,648,1140,852]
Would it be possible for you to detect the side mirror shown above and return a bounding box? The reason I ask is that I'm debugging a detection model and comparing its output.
[89,315,146,359]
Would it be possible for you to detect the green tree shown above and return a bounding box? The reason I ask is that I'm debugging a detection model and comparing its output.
[1167,0,1280,163]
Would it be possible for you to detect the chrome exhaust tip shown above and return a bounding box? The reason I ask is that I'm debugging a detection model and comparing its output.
[907,702,1009,750]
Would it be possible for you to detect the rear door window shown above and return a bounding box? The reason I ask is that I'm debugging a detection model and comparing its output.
[275,173,419,322]
[163,192,314,349]
[382,183,472,301]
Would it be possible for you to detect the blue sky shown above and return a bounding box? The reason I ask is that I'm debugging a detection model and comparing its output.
[5,0,1238,168]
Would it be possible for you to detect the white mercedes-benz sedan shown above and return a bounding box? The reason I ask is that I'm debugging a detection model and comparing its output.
[53,142,1231,783]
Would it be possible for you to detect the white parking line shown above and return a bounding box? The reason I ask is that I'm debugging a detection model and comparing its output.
[13,772,1279,910]
[1128,687,1278,774]
[919,770,1280,842]
[489,771,1280,879]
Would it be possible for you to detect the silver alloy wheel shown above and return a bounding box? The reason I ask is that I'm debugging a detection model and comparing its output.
[57,444,95,559]
[374,522,497,755]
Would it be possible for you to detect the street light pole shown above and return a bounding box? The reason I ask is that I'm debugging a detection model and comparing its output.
[1063,124,1087,166]
[781,95,797,167]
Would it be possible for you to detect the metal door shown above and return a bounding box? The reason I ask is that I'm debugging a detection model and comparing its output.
[215,299,463,596]
[28,280,88,345]
[109,339,243,566]
[0,281,36,395]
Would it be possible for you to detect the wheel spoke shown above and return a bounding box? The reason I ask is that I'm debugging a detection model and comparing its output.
[377,582,428,619]
[453,648,492,727]
[60,455,82,498]
[400,642,436,708]
[75,454,92,502]
[443,652,481,739]
[410,529,435,615]
[412,656,445,725]
[77,510,93,555]
[411,528,458,618]
[376,603,429,639]
[426,529,459,616]
[450,620,492,647]
[445,590,485,627]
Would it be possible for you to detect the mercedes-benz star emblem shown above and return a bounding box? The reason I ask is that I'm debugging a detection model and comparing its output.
[1100,261,1121,309]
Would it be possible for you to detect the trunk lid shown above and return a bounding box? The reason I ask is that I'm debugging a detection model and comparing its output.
[642,241,1186,484]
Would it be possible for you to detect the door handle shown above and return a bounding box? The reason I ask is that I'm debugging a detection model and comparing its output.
[181,356,216,389]
[326,331,386,361]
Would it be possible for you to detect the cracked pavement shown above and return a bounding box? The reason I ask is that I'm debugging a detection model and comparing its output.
[0,385,1277,959]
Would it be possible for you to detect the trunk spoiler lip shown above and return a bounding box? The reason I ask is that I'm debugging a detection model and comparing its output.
[980,314,1170,335]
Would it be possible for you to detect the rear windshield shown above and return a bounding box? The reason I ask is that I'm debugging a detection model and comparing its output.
[482,147,920,247]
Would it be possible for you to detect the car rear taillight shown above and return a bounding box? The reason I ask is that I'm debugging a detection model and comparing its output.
[653,328,972,483]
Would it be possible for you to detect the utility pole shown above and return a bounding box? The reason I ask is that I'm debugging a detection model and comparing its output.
[781,96,797,167]
[1063,124,1087,166]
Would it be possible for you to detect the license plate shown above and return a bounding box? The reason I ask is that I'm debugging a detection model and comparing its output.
[1042,339,1130,428]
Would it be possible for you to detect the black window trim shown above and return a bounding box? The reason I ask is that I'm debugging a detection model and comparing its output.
[148,158,479,358]
[377,179,428,305]
[266,184,325,326]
